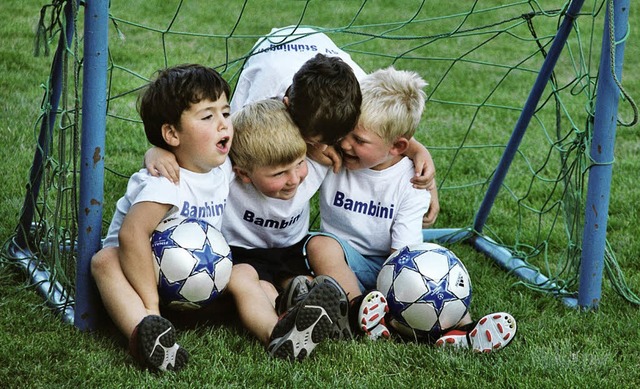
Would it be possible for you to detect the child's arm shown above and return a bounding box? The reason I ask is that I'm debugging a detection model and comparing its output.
[118,201,171,311]
[404,137,440,227]
[404,137,435,190]
[144,147,180,183]
[306,144,343,173]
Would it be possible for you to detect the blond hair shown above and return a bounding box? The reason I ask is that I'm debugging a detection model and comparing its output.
[230,99,306,172]
[358,67,427,143]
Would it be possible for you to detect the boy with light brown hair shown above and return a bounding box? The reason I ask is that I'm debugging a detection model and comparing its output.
[222,99,347,360]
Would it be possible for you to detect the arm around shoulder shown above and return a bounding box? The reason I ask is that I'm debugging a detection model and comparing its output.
[405,137,435,190]
[144,146,180,184]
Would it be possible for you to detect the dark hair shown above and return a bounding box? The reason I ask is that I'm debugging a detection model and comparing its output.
[287,54,361,145]
[138,64,231,149]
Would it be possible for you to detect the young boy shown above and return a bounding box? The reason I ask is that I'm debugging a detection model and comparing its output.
[237,25,440,226]
[222,98,348,361]
[231,26,365,147]
[304,67,518,351]
[91,64,233,372]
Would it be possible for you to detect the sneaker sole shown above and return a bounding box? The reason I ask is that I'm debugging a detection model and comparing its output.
[366,321,391,341]
[358,291,389,334]
[268,304,333,361]
[469,312,517,353]
[435,329,468,348]
[310,276,352,340]
[137,315,189,371]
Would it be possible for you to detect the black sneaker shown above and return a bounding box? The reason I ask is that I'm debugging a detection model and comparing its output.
[276,275,352,340]
[312,276,352,340]
[268,281,337,361]
[136,315,189,371]
[276,275,311,316]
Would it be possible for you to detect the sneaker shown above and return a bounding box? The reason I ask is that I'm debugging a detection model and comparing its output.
[356,290,390,340]
[267,281,338,361]
[276,275,311,316]
[435,312,517,353]
[136,315,189,371]
[276,275,352,340]
[312,275,352,340]
[366,320,391,340]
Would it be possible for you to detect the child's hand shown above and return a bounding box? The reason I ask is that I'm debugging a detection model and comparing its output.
[410,157,436,190]
[405,137,435,190]
[306,144,343,173]
[144,147,180,184]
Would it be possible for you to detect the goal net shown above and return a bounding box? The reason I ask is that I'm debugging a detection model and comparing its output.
[3,0,637,329]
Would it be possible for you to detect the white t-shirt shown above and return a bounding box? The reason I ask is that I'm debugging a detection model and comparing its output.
[318,157,430,257]
[231,26,366,111]
[222,158,329,249]
[103,159,233,247]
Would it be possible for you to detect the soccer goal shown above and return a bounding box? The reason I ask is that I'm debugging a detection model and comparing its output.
[3,0,637,331]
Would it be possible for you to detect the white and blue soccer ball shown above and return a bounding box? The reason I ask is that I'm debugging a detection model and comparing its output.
[151,217,233,310]
[376,242,472,338]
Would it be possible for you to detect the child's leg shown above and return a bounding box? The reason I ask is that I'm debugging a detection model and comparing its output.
[92,247,187,371]
[226,263,279,345]
[305,235,389,340]
[305,235,361,300]
[91,247,159,338]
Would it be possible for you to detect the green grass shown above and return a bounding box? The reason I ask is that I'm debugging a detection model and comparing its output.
[1,0,639,387]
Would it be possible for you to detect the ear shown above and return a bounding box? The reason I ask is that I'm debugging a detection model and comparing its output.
[390,137,410,156]
[233,166,253,184]
[162,123,180,147]
[282,95,290,107]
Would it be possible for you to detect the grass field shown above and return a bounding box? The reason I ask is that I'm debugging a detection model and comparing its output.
[1,1,639,387]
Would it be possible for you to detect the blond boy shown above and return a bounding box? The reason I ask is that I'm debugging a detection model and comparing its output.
[305,67,517,350]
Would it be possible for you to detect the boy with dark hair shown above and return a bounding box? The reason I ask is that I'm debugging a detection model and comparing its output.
[231,26,364,146]
[91,64,233,372]
[143,26,438,226]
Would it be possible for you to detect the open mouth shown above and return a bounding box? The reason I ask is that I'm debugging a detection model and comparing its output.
[217,136,230,151]
[342,153,358,163]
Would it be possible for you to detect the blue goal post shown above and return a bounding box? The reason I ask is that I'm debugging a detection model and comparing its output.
[422,0,631,310]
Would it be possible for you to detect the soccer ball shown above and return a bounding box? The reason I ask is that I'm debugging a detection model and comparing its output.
[376,242,472,338]
[151,217,233,310]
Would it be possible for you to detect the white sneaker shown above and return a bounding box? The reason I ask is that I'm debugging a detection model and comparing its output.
[435,312,517,353]
[357,290,390,340]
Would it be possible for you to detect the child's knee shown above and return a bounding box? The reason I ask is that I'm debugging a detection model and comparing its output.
[307,235,343,264]
[228,263,259,286]
[307,235,339,255]
[90,247,118,278]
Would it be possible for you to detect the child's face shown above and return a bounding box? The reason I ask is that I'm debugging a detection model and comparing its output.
[242,156,308,200]
[174,96,232,173]
[338,124,395,171]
